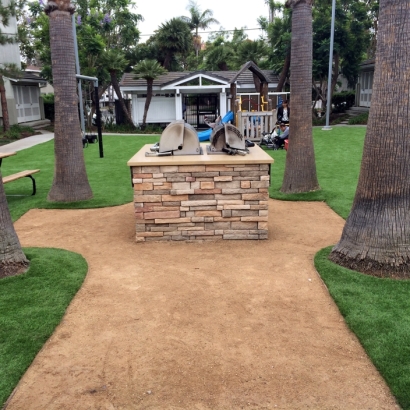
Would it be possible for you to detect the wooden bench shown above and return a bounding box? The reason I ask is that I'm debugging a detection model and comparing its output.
[2,169,40,196]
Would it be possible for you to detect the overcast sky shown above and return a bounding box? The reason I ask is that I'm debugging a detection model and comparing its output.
[135,0,274,43]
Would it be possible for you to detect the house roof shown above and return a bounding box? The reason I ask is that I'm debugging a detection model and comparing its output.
[120,69,279,90]
[360,58,375,70]
[8,72,47,84]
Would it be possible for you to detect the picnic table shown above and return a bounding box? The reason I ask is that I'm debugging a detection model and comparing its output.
[0,151,40,195]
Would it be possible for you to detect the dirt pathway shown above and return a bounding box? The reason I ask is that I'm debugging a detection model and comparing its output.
[7,200,399,409]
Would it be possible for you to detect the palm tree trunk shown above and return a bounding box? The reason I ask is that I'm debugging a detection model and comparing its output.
[329,0,410,278]
[0,174,29,278]
[109,71,135,127]
[142,79,153,127]
[281,0,319,193]
[0,82,10,132]
[275,51,291,92]
[46,5,93,202]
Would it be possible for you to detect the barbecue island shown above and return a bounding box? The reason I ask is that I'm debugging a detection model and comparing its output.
[127,121,274,242]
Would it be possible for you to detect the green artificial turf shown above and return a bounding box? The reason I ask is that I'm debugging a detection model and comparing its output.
[268,126,365,219]
[2,127,410,408]
[315,248,410,409]
[2,135,159,221]
[0,248,88,408]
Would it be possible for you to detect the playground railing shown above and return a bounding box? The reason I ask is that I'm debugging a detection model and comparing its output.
[237,110,277,141]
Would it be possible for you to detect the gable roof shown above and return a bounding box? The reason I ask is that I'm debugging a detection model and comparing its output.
[120,69,279,89]
[229,61,270,84]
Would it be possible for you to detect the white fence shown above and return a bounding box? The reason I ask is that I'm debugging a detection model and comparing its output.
[237,110,276,140]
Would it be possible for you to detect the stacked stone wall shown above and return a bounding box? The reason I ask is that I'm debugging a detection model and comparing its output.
[132,163,270,242]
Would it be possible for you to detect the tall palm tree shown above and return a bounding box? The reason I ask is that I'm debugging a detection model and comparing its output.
[0,1,28,278]
[181,1,219,57]
[0,175,29,278]
[0,63,21,132]
[156,18,193,70]
[281,0,319,194]
[45,0,93,202]
[101,49,135,128]
[329,0,410,278]
[132,59,167,128]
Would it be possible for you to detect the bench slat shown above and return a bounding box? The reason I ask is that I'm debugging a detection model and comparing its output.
[2,169,40,184]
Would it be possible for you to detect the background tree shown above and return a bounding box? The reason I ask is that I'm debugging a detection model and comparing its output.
[312,0,372,113]
[180,1,219,57]
[45,0,93,202]
[329,0,410,278]
[258,2,292,90]
[101,49,135,127]
[281,0,319,194]
[132,59,167,128]
[154,18,193,70]
[0,0,29,278]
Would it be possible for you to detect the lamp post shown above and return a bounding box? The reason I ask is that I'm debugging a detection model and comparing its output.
[322,0,336,131]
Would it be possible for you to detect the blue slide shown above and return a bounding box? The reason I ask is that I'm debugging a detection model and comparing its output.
[197,111,234,142]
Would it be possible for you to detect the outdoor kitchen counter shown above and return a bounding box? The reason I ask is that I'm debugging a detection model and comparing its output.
[128,143,274,242]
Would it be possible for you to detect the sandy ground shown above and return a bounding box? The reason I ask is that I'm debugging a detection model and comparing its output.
[5,199,399,410]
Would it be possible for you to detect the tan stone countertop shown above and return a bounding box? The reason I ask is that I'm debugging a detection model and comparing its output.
[127,144,274,167]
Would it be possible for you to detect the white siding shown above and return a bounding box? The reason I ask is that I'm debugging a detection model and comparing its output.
[135,96,175,124]
[14,85,41,122]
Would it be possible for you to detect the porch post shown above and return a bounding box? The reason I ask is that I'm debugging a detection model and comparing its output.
[175,93,183,120]
[219,91,227,118]
[132,94,139,125]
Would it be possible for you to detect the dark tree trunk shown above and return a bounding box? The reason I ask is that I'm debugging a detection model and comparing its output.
[142,79,153,127]
[46,7,93,202]
[0,82,10,132]
[0,174,29,278]
[275,51,291,92]
[329,0,410,279]
[281,0,319,193]
[109,71,135,128]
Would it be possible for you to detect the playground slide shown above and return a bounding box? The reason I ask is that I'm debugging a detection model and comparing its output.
[197,111,234,142]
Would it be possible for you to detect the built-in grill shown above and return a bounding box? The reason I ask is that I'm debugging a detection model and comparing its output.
[146,120,203,157]
[207,123,249,156]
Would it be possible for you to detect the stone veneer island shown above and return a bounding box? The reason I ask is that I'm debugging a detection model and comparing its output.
[128,143,274,242]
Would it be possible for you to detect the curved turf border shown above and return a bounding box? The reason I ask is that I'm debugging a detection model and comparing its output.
[0,248,88,407]
[315,247,410,409]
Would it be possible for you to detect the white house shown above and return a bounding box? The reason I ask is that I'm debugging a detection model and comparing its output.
[0,0,48,127]
[120,62,281,129]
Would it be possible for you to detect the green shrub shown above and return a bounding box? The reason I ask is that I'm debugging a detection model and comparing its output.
[332,91,356,113]
[348,112,368,125]
[2,124,35,140]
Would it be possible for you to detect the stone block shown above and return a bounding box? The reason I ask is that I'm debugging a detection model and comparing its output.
[214,194,241,200]
[223,234,259,240]
[214,176,233,182]
[155,218,192,224]
[181,200,217,207]
[204,217,214,222]
[133,173,153,179]
[178,165,206,172]
[144,210,180,219]
[201,181,215,189]
[232,210,259,217]
[231,221,258,230]
[142,166,161,173]
[162,194,189,202]
[214,217,241,222]
[171,189,195,195]
[224,205,251,210]
[134,194,162,203]
[214,181,241,189]
[261,175,270,181]
[153,173,164,178]
[195,210,221,217]
[205,222,231,230]
[242,193,269,201]
[222,189,259,195]
[172,182,192,190]
[241,216,268,222]
[258,221,268,230]
[194,189,222,195]
[132,178,143,184]
[192,172,220,178]
[136,231,164,237]
[191,217,205,222]
[241,181,251,189]
[251,180,270,189]
[186,176,196,182]
[160,166,179,173]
